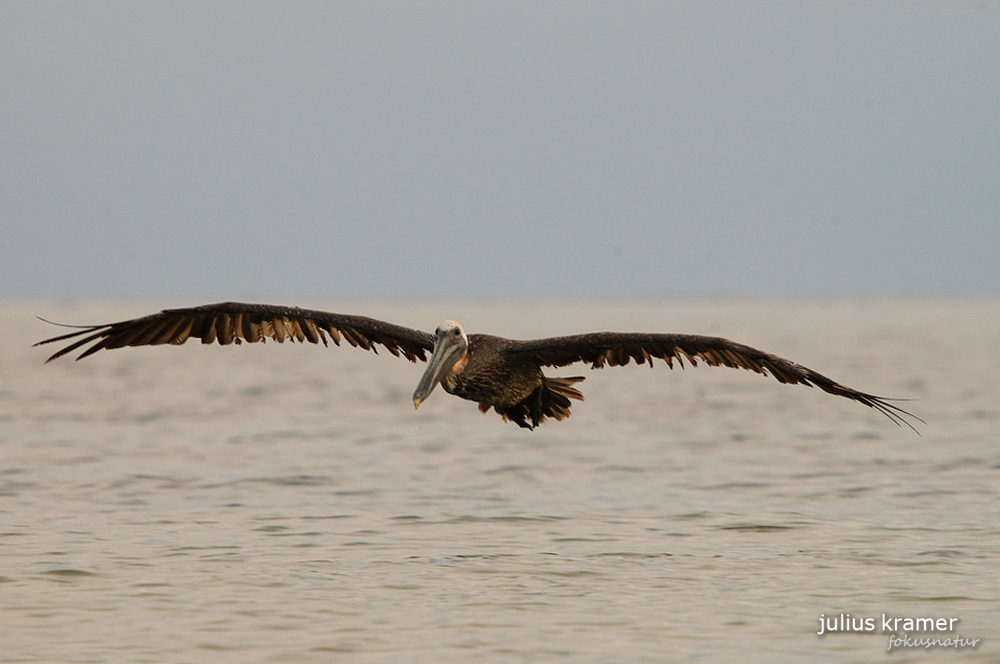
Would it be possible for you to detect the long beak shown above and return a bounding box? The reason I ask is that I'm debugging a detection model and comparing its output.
[412,333,464,409]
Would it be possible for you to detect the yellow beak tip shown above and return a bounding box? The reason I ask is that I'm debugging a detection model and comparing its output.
[413,399,422,410]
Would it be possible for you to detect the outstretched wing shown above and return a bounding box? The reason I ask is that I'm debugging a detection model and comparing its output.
[35,302,435,363]
[506,332,922,431]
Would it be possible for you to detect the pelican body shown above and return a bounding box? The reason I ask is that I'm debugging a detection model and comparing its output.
[35,301,921,431]
[412,321,586,428]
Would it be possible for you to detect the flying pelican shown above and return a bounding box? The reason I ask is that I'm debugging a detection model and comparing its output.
[34,302,921,431]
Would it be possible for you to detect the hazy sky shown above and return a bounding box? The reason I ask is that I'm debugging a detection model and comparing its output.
[2,2,998,299]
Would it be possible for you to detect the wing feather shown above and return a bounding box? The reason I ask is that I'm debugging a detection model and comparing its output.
[241,313,260,343]
[507,332,923,432]
[35,302,434,364]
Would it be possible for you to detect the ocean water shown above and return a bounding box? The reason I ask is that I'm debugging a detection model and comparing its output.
[1,298,997,663]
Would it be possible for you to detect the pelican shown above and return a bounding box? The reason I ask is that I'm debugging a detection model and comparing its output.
[34,302,921,431]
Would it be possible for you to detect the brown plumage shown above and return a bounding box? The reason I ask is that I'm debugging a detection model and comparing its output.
[34,301,922,432]
[36,302,433,362]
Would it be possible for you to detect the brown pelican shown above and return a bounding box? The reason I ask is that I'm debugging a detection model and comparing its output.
[35,302,921,431]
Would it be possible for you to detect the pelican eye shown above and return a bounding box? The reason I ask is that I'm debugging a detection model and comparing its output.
[452,328,462,337]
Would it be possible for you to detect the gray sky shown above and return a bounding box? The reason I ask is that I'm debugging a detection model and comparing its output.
[2,2,998,299]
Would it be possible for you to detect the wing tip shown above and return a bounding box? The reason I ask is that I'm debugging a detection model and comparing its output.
[868,396,926,436]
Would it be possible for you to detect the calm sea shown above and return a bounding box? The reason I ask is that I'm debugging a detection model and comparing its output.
[1,298,997,663]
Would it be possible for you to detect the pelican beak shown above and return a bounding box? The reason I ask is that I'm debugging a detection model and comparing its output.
[412,322,467,409]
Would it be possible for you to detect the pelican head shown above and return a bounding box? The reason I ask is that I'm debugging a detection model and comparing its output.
[412,320,469,409]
